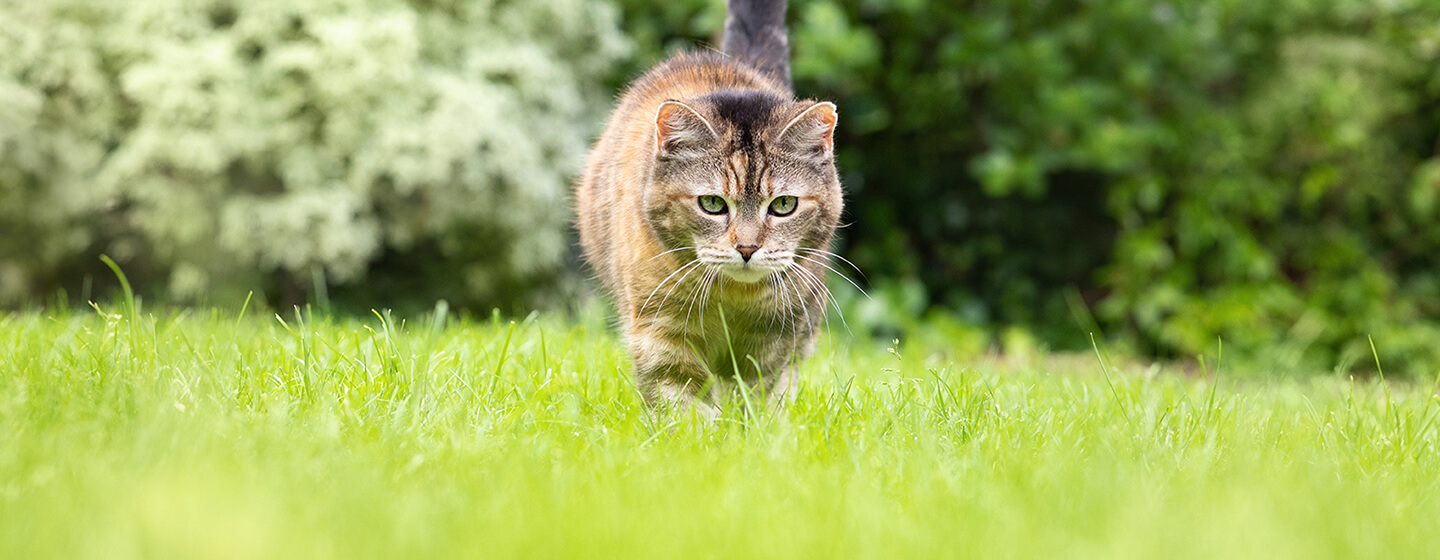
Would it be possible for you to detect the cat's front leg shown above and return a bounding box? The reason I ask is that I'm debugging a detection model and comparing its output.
[764,361,800,410]
[628,331,720,419]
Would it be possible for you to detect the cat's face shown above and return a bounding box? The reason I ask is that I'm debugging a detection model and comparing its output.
[646,91,841,285]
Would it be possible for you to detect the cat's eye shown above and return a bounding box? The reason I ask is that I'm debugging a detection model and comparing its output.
[698,195,727,215]
[768,196,798,217]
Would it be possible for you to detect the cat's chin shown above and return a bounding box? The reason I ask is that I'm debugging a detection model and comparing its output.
[720,266,773,284]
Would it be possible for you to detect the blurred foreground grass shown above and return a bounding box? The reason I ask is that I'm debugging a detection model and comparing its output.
[2,304,1438,559]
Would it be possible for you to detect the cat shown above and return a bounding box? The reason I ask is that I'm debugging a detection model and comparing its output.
[576,0,841,415]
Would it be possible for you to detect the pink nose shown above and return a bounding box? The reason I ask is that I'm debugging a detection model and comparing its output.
[736,245,759,262]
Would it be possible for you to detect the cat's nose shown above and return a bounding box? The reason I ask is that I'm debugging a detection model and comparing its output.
[736,245,759,262]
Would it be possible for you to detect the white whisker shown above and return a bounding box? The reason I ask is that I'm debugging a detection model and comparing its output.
[640,258,701,317]
[765,274,785,331]
[700,267,721,326]
[778,271,801,333]
[781,270,810,334]
[647,246,696,263]
[648,260,706,325]
[793,264,852,336]
[796,247,866,280]
[792,253,871,300]
[687,267,719,337]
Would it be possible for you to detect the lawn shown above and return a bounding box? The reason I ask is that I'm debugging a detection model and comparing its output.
[2,302,1437,559]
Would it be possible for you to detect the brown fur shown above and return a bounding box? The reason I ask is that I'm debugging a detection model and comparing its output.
[577,52,841,415]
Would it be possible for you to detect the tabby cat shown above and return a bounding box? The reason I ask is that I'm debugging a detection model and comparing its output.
[576,0,841,414]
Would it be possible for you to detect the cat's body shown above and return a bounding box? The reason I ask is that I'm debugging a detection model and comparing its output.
[577,0,841,413]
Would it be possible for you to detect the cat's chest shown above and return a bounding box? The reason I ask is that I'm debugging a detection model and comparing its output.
[680,302,795,375]
[665,292,801,364]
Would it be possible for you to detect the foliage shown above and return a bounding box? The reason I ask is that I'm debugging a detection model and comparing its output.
[4,309,1440,557]
[612,0,1440,376]
[0,0,628,310]
[7,0,1440,376]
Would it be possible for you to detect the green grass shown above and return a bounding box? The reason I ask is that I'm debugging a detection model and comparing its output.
[2,303,1438,559]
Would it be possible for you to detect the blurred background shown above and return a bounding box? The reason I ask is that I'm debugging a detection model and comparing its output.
[3,0,1440,376]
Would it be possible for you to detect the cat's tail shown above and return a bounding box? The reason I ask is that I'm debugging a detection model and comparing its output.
[723,0,791,89]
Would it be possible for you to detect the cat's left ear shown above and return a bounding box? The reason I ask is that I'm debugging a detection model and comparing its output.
[777,101,838,161]
[655,100,717,159]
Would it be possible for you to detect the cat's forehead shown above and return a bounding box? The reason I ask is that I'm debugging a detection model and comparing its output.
[696,89,790,150]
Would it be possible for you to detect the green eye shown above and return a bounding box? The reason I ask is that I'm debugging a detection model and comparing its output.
[698,195,727,215]
[768,196,798,216]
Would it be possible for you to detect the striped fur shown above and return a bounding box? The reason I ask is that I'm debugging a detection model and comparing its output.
[576,3,840,415]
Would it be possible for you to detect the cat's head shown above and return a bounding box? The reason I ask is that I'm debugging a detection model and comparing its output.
[646,90,841,284]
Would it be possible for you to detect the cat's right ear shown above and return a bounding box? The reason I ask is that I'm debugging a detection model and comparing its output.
[655,101,717,159]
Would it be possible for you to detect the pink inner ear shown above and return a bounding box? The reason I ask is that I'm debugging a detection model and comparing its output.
[813,105,837,154]
[655,104,684,151]
[655,101,714,154]
[780,102,839,156]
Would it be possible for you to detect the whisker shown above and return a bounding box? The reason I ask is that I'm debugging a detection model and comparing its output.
[646,246,696,263]
[683,267,718,338]
[792,253,871,300]
[701,269,719,308]
[781,270,811,334]
[812,270,851,337]
[797,247,867,280]
[797,269,817,324]
[698,267,723,336]
[680,269,704,338]
[778,271,801,333]
[793,264,852,336]
[766,274,785,331]
[640,259,701,318]
[649,260,706,325]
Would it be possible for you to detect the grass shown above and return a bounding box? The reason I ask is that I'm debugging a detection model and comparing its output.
[2,302,1439,559]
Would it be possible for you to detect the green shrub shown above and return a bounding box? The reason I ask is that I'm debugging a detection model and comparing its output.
[0,0,628,310]
[8,0,1440,376]
[613,0,1440,376]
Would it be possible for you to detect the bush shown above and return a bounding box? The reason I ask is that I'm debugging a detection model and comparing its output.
[0,0,628,311]
[613,0,1440,376]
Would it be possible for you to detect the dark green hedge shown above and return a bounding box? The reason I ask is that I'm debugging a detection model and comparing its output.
[613,0,1440,376]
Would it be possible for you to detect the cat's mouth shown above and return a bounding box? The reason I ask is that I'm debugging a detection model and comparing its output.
[719,263,774,284]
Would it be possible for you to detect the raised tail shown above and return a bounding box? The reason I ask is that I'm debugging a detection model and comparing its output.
[723,0,791,89]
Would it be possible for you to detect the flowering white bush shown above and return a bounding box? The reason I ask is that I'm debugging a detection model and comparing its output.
[0,0,628,306]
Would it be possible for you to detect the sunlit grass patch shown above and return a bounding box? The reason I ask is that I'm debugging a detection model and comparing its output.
[1,306,1437,559]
